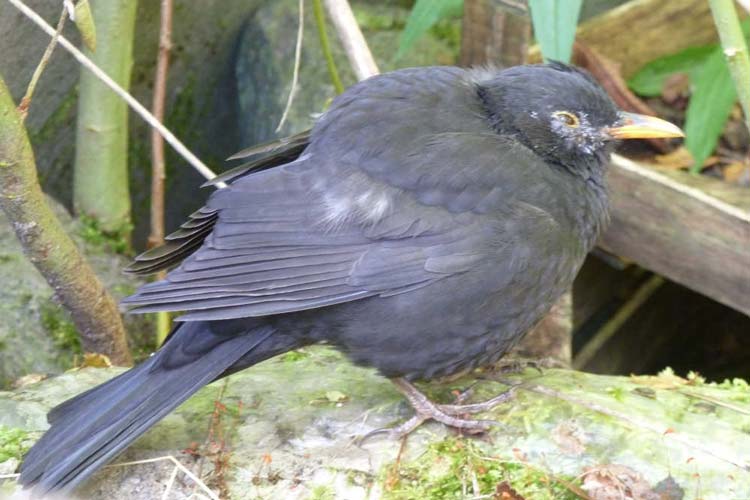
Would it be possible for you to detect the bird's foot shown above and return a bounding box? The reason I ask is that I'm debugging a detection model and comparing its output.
[361,378,515,441]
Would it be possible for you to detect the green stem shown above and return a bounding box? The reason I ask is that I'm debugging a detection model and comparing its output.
[708,0,750,138]
[156,307,171,346]
[74,0,137,237]
[313,0,345,95]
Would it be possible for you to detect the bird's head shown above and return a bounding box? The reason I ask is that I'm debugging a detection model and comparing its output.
[476,62,683,179]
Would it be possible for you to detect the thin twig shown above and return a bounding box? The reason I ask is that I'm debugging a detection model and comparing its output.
[107,455,219,500]
[150,0,174,345]
[276,0,304,133]
[6,0,225,187]
[160,464,179,500]
[323,0,379,80]
[18,5,67,120]
[312,0,344,94]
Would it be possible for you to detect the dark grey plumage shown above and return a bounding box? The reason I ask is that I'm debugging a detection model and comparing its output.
[20,63,628,495]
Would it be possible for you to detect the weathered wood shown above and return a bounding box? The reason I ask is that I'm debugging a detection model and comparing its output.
[602,155,750,316]
[460,0,531,68]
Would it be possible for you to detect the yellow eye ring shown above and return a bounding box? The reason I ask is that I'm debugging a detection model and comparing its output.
[553,111,580,128]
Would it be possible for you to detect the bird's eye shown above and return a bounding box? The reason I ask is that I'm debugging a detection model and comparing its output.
[553,111,580,128]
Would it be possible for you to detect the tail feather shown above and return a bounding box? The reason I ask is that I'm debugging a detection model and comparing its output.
[19,321,277,495]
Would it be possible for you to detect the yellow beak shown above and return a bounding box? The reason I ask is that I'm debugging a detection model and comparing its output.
[606,112,684,139]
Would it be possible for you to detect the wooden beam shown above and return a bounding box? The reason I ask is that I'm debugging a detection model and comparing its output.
[602,154,750,316]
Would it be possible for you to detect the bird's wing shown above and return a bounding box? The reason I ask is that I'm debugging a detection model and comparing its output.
[123,66,564,322]
[121,152,492,321]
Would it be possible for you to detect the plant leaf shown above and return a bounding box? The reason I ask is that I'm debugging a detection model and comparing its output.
[74,0,97,52]
[627,45,716,97]
[396,0,462,60]
[528,0,583,63]
[684,47,736,173]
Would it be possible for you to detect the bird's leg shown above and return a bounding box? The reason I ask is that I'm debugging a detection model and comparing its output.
[363,378,515,441]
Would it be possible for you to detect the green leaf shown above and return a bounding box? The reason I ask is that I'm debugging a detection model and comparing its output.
[74,0,97,52]
[396,0,463,60]
[627,45,716,97]
[528,0,583,63]
[684,47,736,173]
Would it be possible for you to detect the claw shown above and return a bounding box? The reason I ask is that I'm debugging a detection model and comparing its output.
[359,378,514,442]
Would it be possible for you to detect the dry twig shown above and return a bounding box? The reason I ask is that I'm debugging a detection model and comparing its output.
[150,0,175,345]
[17,5,67,120]
[276,0,305,133]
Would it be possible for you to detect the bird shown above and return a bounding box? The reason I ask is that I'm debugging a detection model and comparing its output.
[18,62,683,495]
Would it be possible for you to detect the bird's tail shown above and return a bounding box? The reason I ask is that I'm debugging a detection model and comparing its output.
[18,320,286,496]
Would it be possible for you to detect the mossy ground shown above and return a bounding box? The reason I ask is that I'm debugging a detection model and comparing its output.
[382,437,582,499]
[0,425,32,463]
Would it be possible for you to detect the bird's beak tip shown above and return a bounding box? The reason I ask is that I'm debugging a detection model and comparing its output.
[606,112,684,140]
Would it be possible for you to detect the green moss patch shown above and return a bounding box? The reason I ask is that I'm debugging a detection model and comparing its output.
[0,426,32,463]
[39,300,81,356]
[382,437,582,499]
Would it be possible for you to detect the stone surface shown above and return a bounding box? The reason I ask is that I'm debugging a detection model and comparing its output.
[1,347,749,499]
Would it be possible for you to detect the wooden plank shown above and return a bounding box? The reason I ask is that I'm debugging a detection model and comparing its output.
[601,155,750,316]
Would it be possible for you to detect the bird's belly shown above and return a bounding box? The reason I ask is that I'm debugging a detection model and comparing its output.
[308,261,576,380]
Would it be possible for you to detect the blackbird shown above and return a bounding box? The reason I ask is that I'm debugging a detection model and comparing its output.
[19,63,682,495]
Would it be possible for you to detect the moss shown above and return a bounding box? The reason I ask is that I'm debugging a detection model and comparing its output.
[606,386,626,402]
[0,426,32,463]
[280,350,310,362]
[382,437,582,499]
[28,87,77,146]
[78,213,132,255]
[0,254,16,264]
[429,18,462,52]
[39,300,81,355]
[353,7,406,32]
[308,485,336,500]
[110,283,137,298]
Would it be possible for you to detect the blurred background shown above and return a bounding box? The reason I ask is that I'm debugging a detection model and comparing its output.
[0,0,748,389]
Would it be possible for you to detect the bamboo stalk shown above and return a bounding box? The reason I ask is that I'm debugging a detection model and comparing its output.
[73,0,137,235]
[708,0,750,137]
